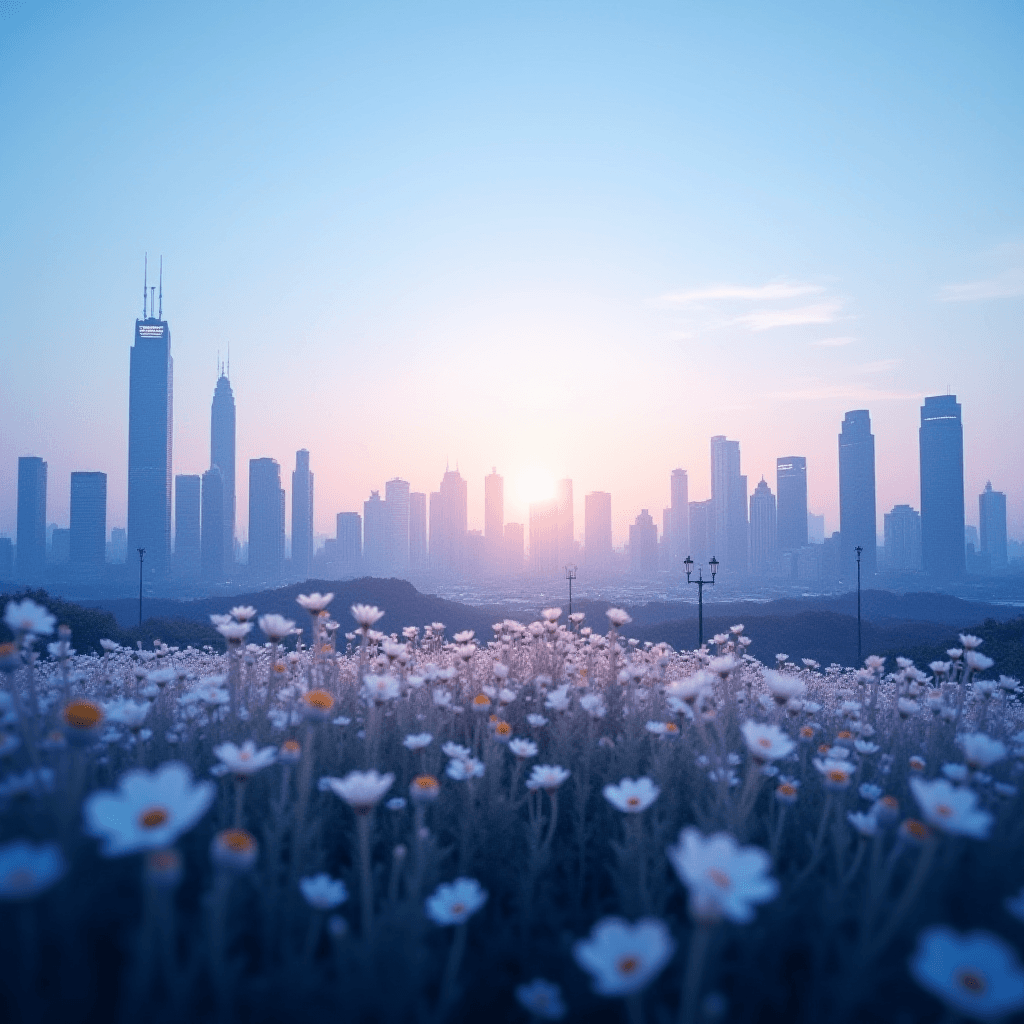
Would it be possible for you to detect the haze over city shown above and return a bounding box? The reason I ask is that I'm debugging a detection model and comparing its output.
[1,2,1022,555]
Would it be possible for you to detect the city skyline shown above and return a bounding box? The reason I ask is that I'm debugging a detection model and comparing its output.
[1,4,1022,549]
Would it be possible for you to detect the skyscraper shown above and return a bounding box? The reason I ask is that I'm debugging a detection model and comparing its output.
[70,472,107,568]
[128,260,172,573]
[363,491,386,572]
[201,467,225,580]
[409,492,427,569]
[429,469,468,577]
[556,478,574,565]
[776,457,808,552]
[919,395,965,577]
[710,436,748,572]
[292,450,314,580]
[669,469,689,567]
[336,512,362,572]
[979,482,1007,567]
[484,468,504,564]
[628,510,658,576]
[688,499,713,567]
[504,522,525,572]
[839,410,877,580]
[884,505,922,572]
[248,458,284,583]
[384,478,410,573]
[749,479,777,574]
[584,491,612,568]
[16,456,47,580]
[210,372,236,576]
[529,500,559,574]
[173,474,200,575]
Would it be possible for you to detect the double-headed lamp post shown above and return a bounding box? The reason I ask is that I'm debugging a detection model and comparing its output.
[855,545,863,664]
[137,548,146,628]
[564,564,577,619]
[684,555,718,650]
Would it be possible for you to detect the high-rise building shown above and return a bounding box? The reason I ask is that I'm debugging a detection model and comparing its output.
[504,522,525,572]
[70,472,107,568]
[50,528,70,564]
[688,499,714,567]
[776,457,808,551]
[484,468,504,565]
[429,469,468,577]
[173,475,200,575]
[556,478,574,565]
[807,512,825,545]
[529,500,559,574]
[584,491,612,568]
[201,467,225,580]
[384,478,410,573]
[884,505,922,572]
[979,482,1008,567]
[409,492,427,569]
[628,510,658,576]
[128,262,172,573]
[919,395,965,577]
[363,491,386,573]
[839,410,877,580]
[210,372,236,575]
[749,479,777,574]
[292,450,314,580]
[0,539,12,580]
[16,456,47,580]
[110,527,127,564]
[248,458,284,583]
[669,469,689,567]
[710,436,748,572]
[336,512,362,572]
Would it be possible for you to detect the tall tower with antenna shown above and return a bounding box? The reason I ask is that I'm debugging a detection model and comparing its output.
[127,254,173,574]
[210,364,237,575]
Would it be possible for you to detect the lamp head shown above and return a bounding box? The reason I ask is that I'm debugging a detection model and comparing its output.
[709,556,719,579]
[684,555,693,579]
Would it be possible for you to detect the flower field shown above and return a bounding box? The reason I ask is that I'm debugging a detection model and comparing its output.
[1,594,1023,1023]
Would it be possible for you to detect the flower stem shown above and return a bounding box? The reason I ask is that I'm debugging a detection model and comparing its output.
[678,922,713,1024]
[357,812,375,943]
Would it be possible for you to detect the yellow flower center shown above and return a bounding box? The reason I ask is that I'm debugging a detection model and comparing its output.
[64,700,103,730]
[957,970,986,994]
[707,868,732,890]
[618,956,640,974]
[140,807,169,829]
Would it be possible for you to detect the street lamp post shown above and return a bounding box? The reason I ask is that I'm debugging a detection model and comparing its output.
[684,555,718,650]
[564,564,577,620]
[137,548,146,628]
[855,545,863,664]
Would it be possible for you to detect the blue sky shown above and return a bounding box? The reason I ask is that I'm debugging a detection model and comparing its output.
[1,1,1021,543]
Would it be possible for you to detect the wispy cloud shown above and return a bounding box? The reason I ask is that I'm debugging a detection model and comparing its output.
[732,299,844,332]
[812,336,856,348]
[939,267,1024,302]
[662,282,824,305]
[768,382,920,403]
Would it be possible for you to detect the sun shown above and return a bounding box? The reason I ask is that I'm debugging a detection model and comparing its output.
[512,468,556,508]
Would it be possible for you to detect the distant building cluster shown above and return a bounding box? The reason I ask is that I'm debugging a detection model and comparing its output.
[0,265,1017,595]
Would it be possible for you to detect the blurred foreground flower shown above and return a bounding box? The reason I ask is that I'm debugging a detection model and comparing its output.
[573,917,674,996]
[426,877,487,925]
[301,873,349,910]
[909,926,1024,1022]
[0,840,65,900]
[84,762,216,857]
[515,978,567,1020]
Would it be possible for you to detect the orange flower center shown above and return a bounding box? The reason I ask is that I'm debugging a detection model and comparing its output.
[800,727,814,738]
[473,695,490,706]
[818,744,831,755]
[64,700,103,730]
[837,731,852,740]
[903,819,930,840]
[828,769,849,784]
[778,783,797,798]
[957,970,986,994]
[935,803,953,817]
[304,689,334,710]
[219,829,255,853]
[282,740,300,755]
[880,796,898,811]
[618,956,639,974]
[627,796,641,807]
[758,737,772,748]
[665,722,679,733]
[140,807,169,829]
[708,868,732,890]
[495,722,511,737]
[450,902,465,915]
[414,775,439,789]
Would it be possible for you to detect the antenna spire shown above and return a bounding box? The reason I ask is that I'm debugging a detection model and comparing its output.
[158,256,163,319]
[150,286,156,318]
[143,253,148,318]
[226,346,230,379]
